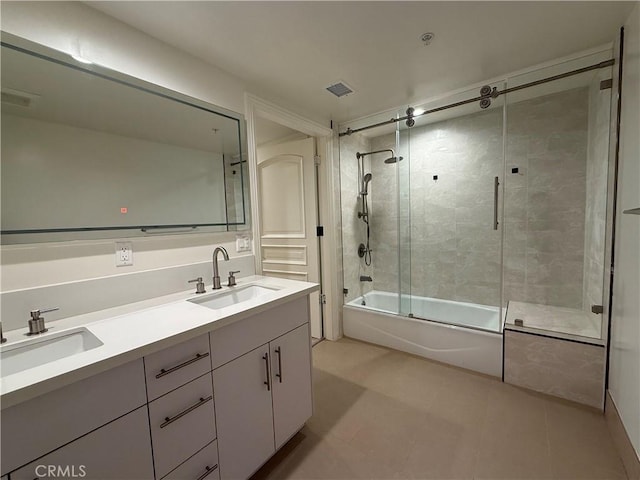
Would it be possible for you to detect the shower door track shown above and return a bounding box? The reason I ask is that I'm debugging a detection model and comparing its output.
[338,58,615,137]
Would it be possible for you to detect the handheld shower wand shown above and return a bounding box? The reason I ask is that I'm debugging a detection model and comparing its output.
[360,173,373,195]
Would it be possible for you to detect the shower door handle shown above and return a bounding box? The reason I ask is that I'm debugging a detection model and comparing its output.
[493,176,500,231]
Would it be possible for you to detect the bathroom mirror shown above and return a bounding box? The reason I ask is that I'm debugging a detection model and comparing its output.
[0,33,249,244]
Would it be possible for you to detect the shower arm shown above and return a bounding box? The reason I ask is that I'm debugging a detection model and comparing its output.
[356,149,395,160]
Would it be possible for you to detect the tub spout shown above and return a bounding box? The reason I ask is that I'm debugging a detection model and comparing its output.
[360,275,372,282]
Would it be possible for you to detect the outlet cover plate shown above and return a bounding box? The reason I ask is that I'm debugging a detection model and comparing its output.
[115,242,133,267]
[235,234,251,253]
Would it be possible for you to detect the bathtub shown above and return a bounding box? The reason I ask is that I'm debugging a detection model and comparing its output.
[343,291,503,377]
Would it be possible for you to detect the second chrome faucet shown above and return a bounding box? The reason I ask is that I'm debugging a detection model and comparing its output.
[212,246,230,290]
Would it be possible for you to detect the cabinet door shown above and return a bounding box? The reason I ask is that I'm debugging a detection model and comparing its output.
[212,345,275,480]
[271,323,313,449]
[1,359,146,476]
[10,406,153,480]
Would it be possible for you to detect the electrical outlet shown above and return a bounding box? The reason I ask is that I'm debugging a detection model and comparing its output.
[115,242,133,267]
[236,234,251,253]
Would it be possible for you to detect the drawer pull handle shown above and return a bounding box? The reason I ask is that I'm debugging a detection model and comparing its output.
[156,352,210,379]
[196,464,219,480]
[160,395,213,429]
[263,352,271,391]
[275,347,283,383]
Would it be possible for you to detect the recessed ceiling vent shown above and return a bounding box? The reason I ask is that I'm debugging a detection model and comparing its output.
[1,88,39,108]
[326,81,354,98]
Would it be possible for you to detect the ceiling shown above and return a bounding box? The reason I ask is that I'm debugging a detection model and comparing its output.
[86,1,635,125]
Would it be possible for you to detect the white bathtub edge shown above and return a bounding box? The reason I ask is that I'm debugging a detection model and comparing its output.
[343,305,503,377]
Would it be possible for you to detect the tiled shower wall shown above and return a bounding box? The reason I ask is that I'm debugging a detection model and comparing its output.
[339,132,373,303]
[503,87,588,309]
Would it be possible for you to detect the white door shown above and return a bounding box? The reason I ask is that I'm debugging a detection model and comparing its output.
[257,137,322,338]
[271,323,313,449]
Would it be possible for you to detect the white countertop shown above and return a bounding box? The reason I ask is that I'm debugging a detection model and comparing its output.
[0,275,318,409]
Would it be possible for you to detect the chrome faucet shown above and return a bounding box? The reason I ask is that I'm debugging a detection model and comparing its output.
[212,246,230,290]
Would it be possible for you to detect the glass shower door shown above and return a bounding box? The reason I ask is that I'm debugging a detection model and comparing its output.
[338,115,404,316]
[502,50,614,342]
[401,84,506,333]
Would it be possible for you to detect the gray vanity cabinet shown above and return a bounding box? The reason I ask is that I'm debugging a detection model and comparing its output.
[1,294,312,480]
[10,406,154,480]
[148,373,216,478]
[211,299,312,480]
[271,323,313,450]
[213,344,276,480]
[143,334,217,479]
[143,334,212,401]
[0,359,150,477]
[163,440,220,480]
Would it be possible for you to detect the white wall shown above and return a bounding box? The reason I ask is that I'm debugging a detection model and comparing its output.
[609,2,640,460]
[0,1,246,113]
[0,2,253,293]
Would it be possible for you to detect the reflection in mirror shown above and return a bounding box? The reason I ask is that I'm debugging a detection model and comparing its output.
[1,35,249,244]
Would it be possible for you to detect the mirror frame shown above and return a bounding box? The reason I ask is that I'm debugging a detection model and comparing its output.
[1,32,250,244]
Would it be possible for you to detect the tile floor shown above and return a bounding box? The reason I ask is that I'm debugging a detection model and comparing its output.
[252,337,628,480]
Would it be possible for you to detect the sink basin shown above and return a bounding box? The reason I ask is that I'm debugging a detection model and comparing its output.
[0,327,103,377]
[189,285,278,310]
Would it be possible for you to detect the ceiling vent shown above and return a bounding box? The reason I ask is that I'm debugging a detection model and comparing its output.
[326,81,354,98]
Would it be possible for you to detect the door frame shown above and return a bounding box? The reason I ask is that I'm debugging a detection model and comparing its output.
[245,93,341,341]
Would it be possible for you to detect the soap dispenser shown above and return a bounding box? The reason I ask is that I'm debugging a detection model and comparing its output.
[27,307,58,335]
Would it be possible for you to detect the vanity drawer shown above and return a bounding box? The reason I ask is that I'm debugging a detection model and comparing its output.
[210,296,308,368]
[145,334,212,400]
[149,372,217,479]
[163,440,220,480]
[1,359,146,476]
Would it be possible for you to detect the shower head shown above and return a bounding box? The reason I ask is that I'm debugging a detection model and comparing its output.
[357,149,402,164]
[384,156,403,164]
[361,173,372,195]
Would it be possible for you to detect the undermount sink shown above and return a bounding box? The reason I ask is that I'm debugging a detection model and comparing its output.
[189,285,278,310]
[0,327,103,377]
